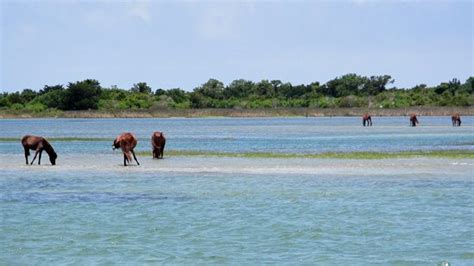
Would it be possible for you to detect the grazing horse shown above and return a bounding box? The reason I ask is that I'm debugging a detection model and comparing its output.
[21,135,57,165]
[451,113,461,127]
[113,133,139,166]
[409,114,419,127]
[151,131,166,159]
[362,113,372,127]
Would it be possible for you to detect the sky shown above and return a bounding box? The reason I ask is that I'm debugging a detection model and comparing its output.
[0,0,472,92]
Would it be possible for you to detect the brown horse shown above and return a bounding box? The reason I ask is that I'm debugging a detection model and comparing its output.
[21,135,57,165]
[113,133,139,166]
[409,114,419,127]
[151,131,166,159]
[362,113,372,127]
[451,113,461,127]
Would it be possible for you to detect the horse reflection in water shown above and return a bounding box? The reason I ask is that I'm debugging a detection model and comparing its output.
[362,113,372,127]
[21,135,57,165]
[451,113,461,127]
[113,132,140,166]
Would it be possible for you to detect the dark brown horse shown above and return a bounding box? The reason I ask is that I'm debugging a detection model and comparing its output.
[151,131,166,159]
[451,113,461,127]
[21,135,57,165]
[113,133,139,166]
[409,114,419,127]
[362,113,372,127]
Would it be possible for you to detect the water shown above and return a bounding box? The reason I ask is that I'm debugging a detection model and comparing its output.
[0,116,473,154]
[1,117,473,264]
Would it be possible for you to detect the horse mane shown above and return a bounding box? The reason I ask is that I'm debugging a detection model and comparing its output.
[42,138,57,157]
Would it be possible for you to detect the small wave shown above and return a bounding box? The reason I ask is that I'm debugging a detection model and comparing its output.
[1,191,190,204]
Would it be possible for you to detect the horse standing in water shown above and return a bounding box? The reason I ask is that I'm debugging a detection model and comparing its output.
[409,114,419,127]
[113,133,140,166]
[451,113,461,127]
[362,114,372,127]
[21,135,57,165]
[151,131,166,159]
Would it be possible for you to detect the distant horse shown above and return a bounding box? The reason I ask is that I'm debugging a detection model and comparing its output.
[409,114,419,127]
[362,114,372,126]
[451,113,461,127]
[151,131,166,159]
[21,135,57,165]
[113,133,139,166]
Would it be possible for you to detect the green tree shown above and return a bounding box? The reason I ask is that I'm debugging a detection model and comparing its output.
[253,80,273,98]
[190,92,211,108]
[20,89,38,103]
[154,88,166,96]
[35,89,66,109]
[194,79,225,99]
[40,84,64,95]
[166,88,189,104]
[460,77,473,94]
[322,74,366,97]
[131,82,152,94]
[224,79,254,99]
[63,79,102,110]
[362,75,394,95]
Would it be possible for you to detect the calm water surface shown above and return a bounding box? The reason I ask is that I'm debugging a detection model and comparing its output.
[1,117,473,264]
[0,116,473,154]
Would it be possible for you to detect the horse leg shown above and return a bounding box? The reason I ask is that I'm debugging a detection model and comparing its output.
[132,150,140,165]
[123,153,127,166]
[30,150,40,165]
[161,142,165,159]
[38,150,42,165]
[24,147,29,165]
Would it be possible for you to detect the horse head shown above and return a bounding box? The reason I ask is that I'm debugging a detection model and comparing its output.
[49,151,57,165]
[112,138,120,150]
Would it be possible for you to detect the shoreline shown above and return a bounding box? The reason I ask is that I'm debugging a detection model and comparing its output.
[1,106,473,119]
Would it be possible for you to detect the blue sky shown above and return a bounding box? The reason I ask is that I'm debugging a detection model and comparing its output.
[1,0,472,92]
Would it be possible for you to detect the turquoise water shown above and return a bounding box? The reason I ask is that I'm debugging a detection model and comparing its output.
[1,117,473,264]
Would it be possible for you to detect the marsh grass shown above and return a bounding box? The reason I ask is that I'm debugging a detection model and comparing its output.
[1,137,472,158]
[1,106,473,118]
[137,149,474,159]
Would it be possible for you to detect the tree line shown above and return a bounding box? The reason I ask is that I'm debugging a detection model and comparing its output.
[1,74,473,112]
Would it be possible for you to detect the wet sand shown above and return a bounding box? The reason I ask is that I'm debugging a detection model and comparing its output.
[2,154,473,178]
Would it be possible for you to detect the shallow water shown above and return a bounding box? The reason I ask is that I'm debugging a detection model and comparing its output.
[1,117,473,264]
[0,116,473,154]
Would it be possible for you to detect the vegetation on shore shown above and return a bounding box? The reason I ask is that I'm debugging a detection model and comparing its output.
[1,75,472,116]
[1,106,473,118]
